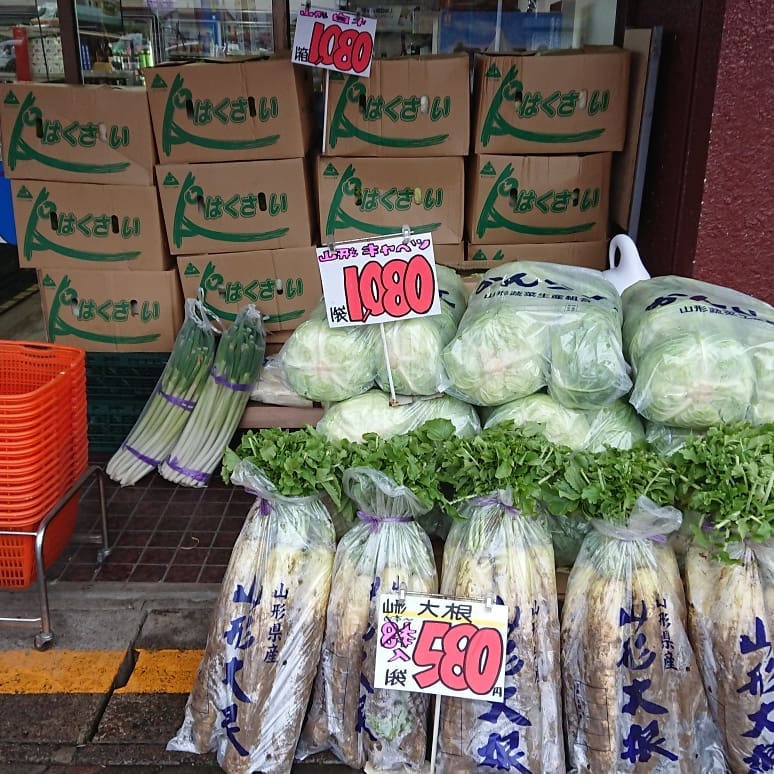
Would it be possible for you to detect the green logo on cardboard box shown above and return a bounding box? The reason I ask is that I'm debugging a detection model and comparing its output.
[183,262,201,276]
[171,171,289,249]
[159,73,280,157]
[197,261,305,324]
[325,163,442,239]
[21,187,142,264]
[5,92,131,176]
[475,163,596,240]
[480,66,605,147]
[46,275,160,345]
[328,75,450,151]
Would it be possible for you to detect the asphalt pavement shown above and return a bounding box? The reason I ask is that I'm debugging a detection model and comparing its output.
[0,581,355,773]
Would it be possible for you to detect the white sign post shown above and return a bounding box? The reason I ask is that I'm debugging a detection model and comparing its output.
[292,6,377,78]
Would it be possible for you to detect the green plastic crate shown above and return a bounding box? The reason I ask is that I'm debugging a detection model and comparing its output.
[86,353,169,454]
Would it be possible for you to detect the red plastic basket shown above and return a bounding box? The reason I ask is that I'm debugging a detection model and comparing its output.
[0,495,79,588]
[0,341,88,507]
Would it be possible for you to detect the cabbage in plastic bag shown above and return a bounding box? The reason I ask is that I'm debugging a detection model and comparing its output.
[442,261,630,407]
[437,490,564,773]
[317,389,481,442]
[297,468,438,771]
[685,542,774,772]
[280,303,379,402]
[484,393,644,452]
[375,265,468,396]
[623,275,774,428]
[562,497,725,772]
[167,460,335,774]
[250,356,315,407]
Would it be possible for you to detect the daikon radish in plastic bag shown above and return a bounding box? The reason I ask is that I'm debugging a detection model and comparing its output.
[686,542,774,772]
[562,497,725,772]
[297,467,438,771]
[436,490,564,773]
[167,460,335,774]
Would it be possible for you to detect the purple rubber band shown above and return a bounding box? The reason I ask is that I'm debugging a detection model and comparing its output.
[649,534,667,544]
[159,388,197,412]
[166,456,211,484]
[244,488,273,515]
[357,510,412,533]
[123,443,162,467]
[472,495,522,517]
[211,366,252,393]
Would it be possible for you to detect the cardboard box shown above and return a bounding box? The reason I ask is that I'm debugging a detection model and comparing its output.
[432,243,465,267]
[467,154,611,245]
[12,180,169,271]
[472,48,630,154]
[145,58,314,164]
[324,54,470,158]
[0,83,155,185]
[156,158,314,255]
[177,248,321,333]
[462,241,608,271]
[38,268,183,352]
[316,156,464,245]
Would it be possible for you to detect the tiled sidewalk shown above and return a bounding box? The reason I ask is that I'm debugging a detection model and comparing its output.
[49,470,254,584]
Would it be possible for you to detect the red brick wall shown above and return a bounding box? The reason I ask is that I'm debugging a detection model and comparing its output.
[693,0,774,304]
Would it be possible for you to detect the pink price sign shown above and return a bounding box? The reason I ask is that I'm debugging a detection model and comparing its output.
[316,232,441,328]
[374,593,508,701]
[292,7,377,77]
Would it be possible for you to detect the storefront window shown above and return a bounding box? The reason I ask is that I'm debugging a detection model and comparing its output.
[0,1,66,82]
[74,1,275,86]
[288,0,617,58]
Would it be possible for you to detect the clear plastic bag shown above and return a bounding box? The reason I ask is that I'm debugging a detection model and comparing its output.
[250,356,315,407]
[622,276,774,428]
[297,468,438,771]
[441,261,631,408]
[375,265,468,397]
[167,460,335,774]
[160,305,265,487]
[279,303,379,402]
[484,394,644,453]
[562,496,726,772]
[436,490,564,773]
[685,541,774,772]
[106,298,216,486]
[317,389,481,442]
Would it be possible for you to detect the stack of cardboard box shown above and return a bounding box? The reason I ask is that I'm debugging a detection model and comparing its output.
[464,48,631,271]
[146,58,321,342]
[0,82,182,352]
[317,54,470,264]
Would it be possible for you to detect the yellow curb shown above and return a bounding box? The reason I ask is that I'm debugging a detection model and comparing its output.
[0,650,125,694]
[115,648,204,694]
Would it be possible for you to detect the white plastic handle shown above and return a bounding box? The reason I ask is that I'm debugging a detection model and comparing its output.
[603,234,650,294]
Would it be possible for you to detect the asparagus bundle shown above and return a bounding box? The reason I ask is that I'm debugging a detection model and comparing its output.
[437,490,564,773]
[562,497,725,772]
[167,461,335,773]
[297,468,438,771]
[160,305,265,487]
[106,299,216,486]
